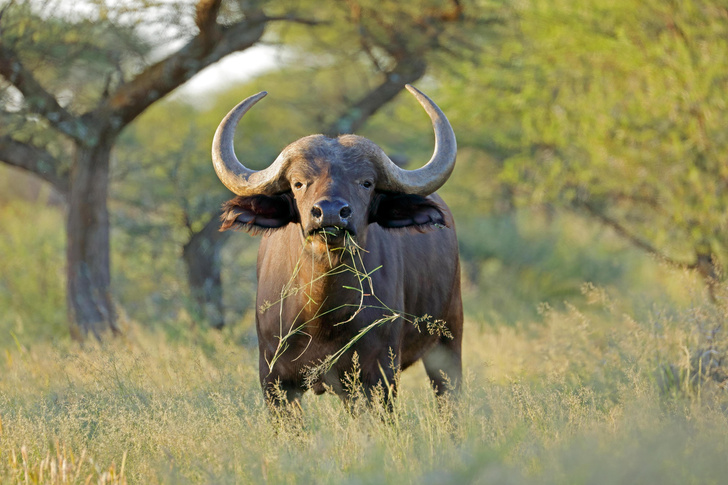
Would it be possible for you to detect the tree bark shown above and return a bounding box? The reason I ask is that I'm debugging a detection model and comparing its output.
[66,137,118,340]
[182,212,231,329]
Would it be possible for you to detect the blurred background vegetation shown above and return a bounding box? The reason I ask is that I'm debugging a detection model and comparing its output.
[2,0,728,483]
[4,0,724,340]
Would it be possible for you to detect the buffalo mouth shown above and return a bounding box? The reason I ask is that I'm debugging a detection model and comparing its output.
[309,226,353,244]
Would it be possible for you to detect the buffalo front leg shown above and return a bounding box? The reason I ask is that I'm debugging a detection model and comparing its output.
[422,336,462,396]
[355,352,401,412]
[261,377,304,409]
[259,353,304,416]
[261,375,305,429]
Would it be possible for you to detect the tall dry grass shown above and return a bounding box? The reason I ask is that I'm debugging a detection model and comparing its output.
[3,272,728,483]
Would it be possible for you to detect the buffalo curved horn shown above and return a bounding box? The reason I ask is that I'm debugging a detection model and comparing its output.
[211,91,292,196]
[212,85,456,197]
[371,84,457,196]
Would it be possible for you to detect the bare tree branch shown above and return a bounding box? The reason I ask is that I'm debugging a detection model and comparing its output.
[195,0,222,38]
[324,56,427,136]
[0,43,88,143]
[263,14,324,26]
[104,0,314,130]
[0,135,68,192]
[581,201,694,271]
[324,0,473,137]
[104,4,326,132]
[0,2,10,25]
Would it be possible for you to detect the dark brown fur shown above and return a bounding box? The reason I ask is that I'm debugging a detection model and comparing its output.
[221,135,463,407]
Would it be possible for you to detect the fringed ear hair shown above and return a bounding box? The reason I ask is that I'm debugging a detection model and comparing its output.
[220,194,298,234]
[370,193,448,232]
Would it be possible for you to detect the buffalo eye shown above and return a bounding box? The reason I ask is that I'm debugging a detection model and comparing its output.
[293,181,304,190]
[361,180,373,189]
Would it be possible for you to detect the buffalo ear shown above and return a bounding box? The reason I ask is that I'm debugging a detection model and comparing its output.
[220,193,298,234]
[370,193,447,231]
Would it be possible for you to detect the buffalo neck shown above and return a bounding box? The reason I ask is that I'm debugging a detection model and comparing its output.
[289,231,367,324]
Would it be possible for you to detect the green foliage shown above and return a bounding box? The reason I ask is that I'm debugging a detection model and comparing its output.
[271,0,493,65]
[0,198,66,346]
[440,0,728,271]
[0,0,157,114]
[458,211,626,324]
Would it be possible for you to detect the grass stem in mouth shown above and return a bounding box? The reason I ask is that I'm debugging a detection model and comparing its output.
[310,227,352,240]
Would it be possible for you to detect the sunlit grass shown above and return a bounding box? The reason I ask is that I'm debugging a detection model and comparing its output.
[3,279,728,483]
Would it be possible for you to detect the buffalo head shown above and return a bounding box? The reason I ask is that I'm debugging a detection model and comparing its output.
[213,85,457,250]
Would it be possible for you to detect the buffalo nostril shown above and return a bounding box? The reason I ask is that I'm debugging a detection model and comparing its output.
[311,206,323,219]
[339,206,352,219]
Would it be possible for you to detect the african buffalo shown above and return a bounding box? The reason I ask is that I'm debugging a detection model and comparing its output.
[212,85,462,407]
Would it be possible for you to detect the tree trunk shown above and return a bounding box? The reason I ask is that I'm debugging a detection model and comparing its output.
[182,211,231,329]
[66,138,119,340]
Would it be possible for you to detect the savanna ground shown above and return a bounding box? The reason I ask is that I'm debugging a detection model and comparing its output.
[3,197,728,484]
